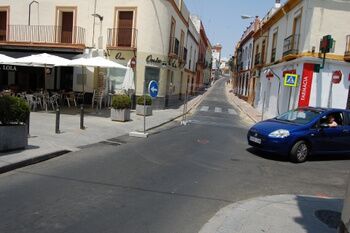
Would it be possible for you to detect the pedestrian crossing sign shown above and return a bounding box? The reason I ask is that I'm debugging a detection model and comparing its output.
[284,73,298,87]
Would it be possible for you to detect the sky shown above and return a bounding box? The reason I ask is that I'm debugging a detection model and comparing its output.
[185,0,283,59]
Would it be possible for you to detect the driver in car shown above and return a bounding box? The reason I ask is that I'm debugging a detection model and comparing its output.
[327,114,338,128]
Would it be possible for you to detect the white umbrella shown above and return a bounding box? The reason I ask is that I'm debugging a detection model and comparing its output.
[122,60,135,92]
[0,54,16,64]
[67,56,127,96]
[15,53,70,67]
[68,57,127,69]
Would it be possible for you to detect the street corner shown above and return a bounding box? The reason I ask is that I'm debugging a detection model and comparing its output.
[198,194,343,233]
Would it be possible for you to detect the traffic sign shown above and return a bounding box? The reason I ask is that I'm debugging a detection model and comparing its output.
[284,73,298,87]
[148,80,159,98]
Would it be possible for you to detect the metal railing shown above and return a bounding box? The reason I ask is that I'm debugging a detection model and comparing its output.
[107,28,137,48]
[283,34,300,56]
[345,35,350,56]
[169,37,180,56]
[270,48,276,63]
[0,25,85,45]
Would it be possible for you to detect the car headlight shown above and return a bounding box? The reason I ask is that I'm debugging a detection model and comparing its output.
[268,129,290,138]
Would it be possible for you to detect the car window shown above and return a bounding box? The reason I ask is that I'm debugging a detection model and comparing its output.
[275,108,323,125]
[320,112,344,127]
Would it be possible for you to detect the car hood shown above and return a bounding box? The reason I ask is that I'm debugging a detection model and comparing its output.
[250,119,302,134]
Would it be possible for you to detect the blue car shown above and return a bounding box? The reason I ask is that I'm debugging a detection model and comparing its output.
[247,107,350,163]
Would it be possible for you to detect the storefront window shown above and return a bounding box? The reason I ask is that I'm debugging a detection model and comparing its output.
[144,67,160,92]
[108,67,127,93]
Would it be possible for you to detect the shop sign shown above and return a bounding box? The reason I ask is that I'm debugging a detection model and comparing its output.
[0,65,17,71]
[115,52,126,61]
[298,63,314,107]
[284,73,298,87]
[332,70,342,84]
[146,55,178,69]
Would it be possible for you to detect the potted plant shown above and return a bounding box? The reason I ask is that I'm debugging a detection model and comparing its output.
[110,94,131,122]
[0,95,30,152]
[136,95,153,116]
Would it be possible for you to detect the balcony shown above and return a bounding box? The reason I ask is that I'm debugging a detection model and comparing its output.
[283,34,300,60]
[169,37,180,58]
[270,48,276,63]
[0,25,86,50]
[107,28,137,50]
[344,35,350,61]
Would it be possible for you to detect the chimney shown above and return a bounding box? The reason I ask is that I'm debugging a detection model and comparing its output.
[275,0,281,8]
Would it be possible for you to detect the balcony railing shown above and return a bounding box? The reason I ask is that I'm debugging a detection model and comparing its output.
[345,35,350,56]
[169,37,180,56]
[283,34,300,57]
[254,53,261,65]
[0,25,85,45]
[107,28,137,49]
[271,48,276,63]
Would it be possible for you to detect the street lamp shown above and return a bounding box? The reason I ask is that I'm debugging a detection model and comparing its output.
[91,13,104,49]
[28,0,39,26]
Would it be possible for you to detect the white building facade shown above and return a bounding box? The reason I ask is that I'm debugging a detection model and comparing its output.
[254,0,350,117]
[0,0,206,109]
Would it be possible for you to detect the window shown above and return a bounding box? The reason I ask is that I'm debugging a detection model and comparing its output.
[320,112,344,127]
[56,7,77,44]
[276,108,323,125]
[115,9,136,47]
[0,9,8,41]
[271,31,278,62]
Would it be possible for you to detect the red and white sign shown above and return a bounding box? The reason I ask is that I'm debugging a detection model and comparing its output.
[265,71,274,80]
[130,57,136,69]
[332,70,342,84]
[298,63,314,107]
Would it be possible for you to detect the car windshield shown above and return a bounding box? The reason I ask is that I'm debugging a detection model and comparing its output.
[275,109,323,125]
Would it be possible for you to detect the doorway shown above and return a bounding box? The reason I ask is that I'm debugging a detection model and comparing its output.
[117,11,134,47]
[0,10,7,41]
[60,11,73,43]
[347,88,350,110]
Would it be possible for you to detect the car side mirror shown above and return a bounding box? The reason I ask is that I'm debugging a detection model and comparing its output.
[320,123,329,129]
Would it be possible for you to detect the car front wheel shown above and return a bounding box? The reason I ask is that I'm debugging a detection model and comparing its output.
[290,140,309,163]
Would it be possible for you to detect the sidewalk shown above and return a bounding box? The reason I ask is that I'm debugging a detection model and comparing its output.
[0,92,205,173]
[199,194,342,233]
[225,83,263,123]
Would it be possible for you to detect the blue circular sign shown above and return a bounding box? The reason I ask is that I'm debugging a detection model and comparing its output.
[148,80,159,98]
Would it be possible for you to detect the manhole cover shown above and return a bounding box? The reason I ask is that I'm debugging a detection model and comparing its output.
[315,210,341,229]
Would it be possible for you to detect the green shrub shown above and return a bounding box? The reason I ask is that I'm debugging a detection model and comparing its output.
[137,95,152,106]
[0,96,30,125]
[111,95,131,109]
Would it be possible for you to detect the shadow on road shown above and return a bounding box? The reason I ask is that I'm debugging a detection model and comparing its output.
[246,147,288,162]
[294,195,343,233]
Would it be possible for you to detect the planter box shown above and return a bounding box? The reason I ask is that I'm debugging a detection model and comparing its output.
[111,109,131,122]
[136,105,152,116]
[0,124,28,152]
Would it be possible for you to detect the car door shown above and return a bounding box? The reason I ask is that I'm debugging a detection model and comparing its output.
[311,112,344,152]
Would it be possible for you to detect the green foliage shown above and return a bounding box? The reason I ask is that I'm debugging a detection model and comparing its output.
[137,95,152,106]
[111,95,131,109]
[0,96,30,125]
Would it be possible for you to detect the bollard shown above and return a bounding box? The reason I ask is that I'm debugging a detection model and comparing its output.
[26,112,30,137]
[80,104,85,130]
[55,107,60,134]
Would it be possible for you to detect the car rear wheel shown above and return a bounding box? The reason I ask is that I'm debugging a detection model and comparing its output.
[290,141,309,163]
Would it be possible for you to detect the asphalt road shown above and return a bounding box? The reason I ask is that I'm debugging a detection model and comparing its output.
[0,78,349,233]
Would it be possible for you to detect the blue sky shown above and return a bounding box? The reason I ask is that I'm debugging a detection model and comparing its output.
[185,0,281,59]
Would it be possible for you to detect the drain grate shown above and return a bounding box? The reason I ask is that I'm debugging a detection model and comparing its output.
[315,209,341,229]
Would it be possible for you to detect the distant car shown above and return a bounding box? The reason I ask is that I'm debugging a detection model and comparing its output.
[339,175,350,233]
[247,107,350,163]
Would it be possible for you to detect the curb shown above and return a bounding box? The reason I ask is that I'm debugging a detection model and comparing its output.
[225,85,259,123]
[0,150,70,174]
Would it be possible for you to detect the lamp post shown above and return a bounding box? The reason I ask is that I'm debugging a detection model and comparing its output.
[28,0,39,26]
[91,13,104,49]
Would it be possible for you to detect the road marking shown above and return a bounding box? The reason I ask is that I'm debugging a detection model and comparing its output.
[228,109,237,115]
[200,106,209,112]
[214,107,222,113]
